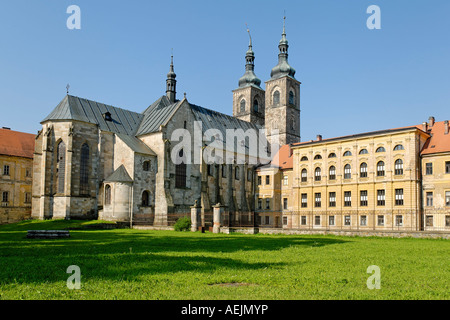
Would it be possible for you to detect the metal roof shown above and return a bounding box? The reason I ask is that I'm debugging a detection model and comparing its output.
[42,95,144,136]
[104,165,133,183]
[135,96,183,136]
[116,133,156,156]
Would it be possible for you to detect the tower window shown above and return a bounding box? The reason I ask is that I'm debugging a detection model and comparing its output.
[273,90,280,106]
[80,143,90,196]
[253,99,259,113]
[56,141,66,194]
[142,190,150,207]
[289,91,295,105]
[240,99,246,113]
[175,149,187,188]
[105,185,111,206]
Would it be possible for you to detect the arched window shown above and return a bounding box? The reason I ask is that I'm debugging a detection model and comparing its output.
[328,153,336,158]
[301,169,307,182]
[289,91,295,105]
[142,190,150,207]
[56,141,66,194]
[343,151,352,157]
[314,155,322,160]
[253,99,259,113]
[344,164,351,179]
[395,159,404,175]
[301,156,308,161]
[360,162,368,178]
[105,184,111,206]
[80,143,89,195]
[376,147,386,153]
[377,161,385,176]
[143,160,151,171]
[315,167,321,181]
[240,99,246,113]
[329,166,336,180]
[359,149,368,155]
[235,166,240,180]
[175,149,187,188]
[273,90,280,106]
[394,145,405,151]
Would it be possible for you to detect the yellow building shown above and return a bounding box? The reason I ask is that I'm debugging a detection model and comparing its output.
[421,119,450,231]
[0,128,35,224]
[256,117,450,233]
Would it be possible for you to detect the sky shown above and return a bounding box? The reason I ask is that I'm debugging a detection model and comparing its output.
[0,0,449,142]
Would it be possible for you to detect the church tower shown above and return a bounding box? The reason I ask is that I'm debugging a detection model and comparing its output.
[166,55,177,103]
[232,28,265,127]
[265,17,301,145]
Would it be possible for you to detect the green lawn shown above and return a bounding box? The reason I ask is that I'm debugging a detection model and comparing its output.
[0,220,448,300]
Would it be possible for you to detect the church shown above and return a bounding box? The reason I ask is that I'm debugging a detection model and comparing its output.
[31,22,301,226]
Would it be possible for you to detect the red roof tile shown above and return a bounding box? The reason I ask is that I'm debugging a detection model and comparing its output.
[0,128,35,159]
[421,120,450,155]
[271,144,293,170]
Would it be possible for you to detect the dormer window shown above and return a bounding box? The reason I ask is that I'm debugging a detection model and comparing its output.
[103,112,112,121]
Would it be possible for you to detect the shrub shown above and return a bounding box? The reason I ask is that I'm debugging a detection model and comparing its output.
[174,217,191,232]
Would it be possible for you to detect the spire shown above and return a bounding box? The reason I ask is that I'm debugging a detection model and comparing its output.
[166,51,177,103]
[238,25,261,88]
[270,15,296,80]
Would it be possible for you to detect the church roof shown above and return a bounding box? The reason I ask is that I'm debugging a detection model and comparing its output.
[104,165,133,183]
[116,133,156,156]
[0,128,35,159]
[42,95,144,136]
[136,96,183,136]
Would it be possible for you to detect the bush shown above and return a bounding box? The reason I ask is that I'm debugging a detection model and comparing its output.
[174,217,191,232]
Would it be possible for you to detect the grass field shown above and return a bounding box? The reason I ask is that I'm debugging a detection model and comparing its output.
[0,219,448,300]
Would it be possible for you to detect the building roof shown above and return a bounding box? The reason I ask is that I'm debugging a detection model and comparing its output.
[421,120,450,155]
[104,165,133,183]
[136,96,183,136]
[0,128,35,159]
[291,125,424,148]
[256,144,293,171]
[116,134,156,156]
[43,95,144,136]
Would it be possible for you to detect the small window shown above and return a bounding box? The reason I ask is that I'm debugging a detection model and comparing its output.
[426,163,433,175]
[240,99,246,113]
[395,189,404,206]
[396,215,403,227]
[301,216,307,225]
[395,159,403,175]
[359,149,368,155]
[315,193,321,207]
[376,147,386,153]
[446,191,450,207]
[301,169,307,182]
[377,161,385,177]
[314,154,322,160]
[446,161,450,174]
[142,190,150,207]
[265,199,270,210]
[329,166,336,180]
[314,167,321,181]
[257,199,262,210]
[257,175,262,185]
[329,192,336,207]
[283,198,288,210]
[343,151,352,157]
[289,91,295,105]
[360,163,368,178]
[25,192,31,204]
[301,156,308,161]
[143,160,151,171]
[301,193,307,208]
[329,216,335,226]
[283,216,288,225]
[253,99,259,113]
[265,175,270,185]
[328,153,336,158]
[344,191,351,207]
[283,175,288,186]
[377,215,385,226]
[344,215,351,226]
[360,190,368,206]
[3,165,10,176]
[344,164,351,179]
[426,215,433,227]
[394,145,404,151]
[426,192,433,207]
[360,215,367,226]
[105,185,111,206]
[314,215,321,226]
[377,189,386,206]
[273,90,280,106]
[2,191,9,203]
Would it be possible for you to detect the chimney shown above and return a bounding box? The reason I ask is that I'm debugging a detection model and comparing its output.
[428,116,435,127]
[445,120,449,135]
[422,122,428,132]
[316,134,322,141]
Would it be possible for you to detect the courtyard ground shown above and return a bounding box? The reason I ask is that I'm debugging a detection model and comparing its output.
[0,220,448,300]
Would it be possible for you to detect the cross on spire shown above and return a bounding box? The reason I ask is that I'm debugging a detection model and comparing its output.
[66,84,70,94]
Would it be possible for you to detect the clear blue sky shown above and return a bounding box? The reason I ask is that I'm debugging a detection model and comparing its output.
[1,0,449,141]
